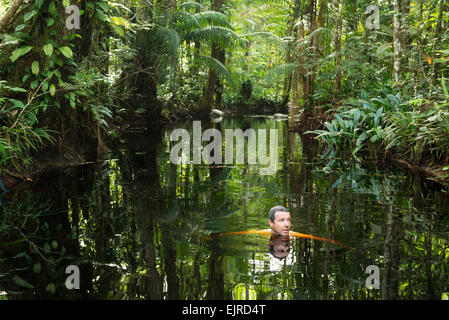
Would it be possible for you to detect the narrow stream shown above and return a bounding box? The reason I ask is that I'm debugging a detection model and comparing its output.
[1,116,448,300]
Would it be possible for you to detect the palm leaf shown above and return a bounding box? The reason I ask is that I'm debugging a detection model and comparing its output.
[305,27,333,41]
[194,54,233,86]
[187,26,247,48]
[152,27,181,58]
[171,10,200,35]
[194,11,232,28]
[178,1,207,11]
[263,63,299,85]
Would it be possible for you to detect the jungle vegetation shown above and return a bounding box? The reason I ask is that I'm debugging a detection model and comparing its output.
[1,1,449,301]
[0,0,448,185]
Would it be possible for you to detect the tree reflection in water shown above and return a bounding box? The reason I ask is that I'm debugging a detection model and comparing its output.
[1,117,449,300]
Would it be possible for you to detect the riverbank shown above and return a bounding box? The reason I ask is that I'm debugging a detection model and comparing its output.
[296,105,449,190]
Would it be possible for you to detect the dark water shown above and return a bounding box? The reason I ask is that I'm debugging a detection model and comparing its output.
[1,116,449,300]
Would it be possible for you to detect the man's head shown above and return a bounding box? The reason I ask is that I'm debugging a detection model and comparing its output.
[268,205,291,236]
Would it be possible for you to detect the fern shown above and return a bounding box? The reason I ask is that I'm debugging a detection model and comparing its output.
[152,27,181,59]
[194,54,233,86]
[187,26,248,49]
[263,63,299,85]
[171,10,200,35]
[241,31,282,44]
[178,1,207,11]
[194,11,232,28]
[305,27,333,42]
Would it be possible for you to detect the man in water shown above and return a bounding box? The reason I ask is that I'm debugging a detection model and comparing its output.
[211,205,359,254]
[268,205,291,236]
[267,205,291,259]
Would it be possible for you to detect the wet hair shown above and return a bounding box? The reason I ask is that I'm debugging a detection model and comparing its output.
[268,205,289,222]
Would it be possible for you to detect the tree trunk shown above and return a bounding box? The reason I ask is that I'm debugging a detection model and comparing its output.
[434,1,447,78]
[202,0,226,111]
[282,0,301,106]
[333,0,344,97]
[0,0,23,33]
[393,0,401,82]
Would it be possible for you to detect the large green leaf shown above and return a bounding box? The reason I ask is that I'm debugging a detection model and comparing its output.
[58,46,73,59]
[194,54,233,85]
[263,63,298,85]
[50,84,56,96]
[194,11,231,28]
[10,46,33,62]
[13,276,34,289]
[9,99,25,109]
[31,61,40,75]
[43,43,53,57]
[187,26,247,48]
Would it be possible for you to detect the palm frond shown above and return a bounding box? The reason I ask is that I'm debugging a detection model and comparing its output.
[178,1,207,11]
[263,63,299,85]
[187,26,248,48]
[194,11,232,28]
[305,27,333,42]
[241,31,282,43]
[152,27,181,58]
[171,10,200,35]
[194,54,233,86]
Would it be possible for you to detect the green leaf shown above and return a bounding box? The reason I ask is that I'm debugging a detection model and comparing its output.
[58,46,73,59]
[10,46,33,62]
[31,61,40,75]
[96,1,109,12]
[112,24,124,37]
[194,54,233,86]
[51,240,58,249]
[53,56,64,66]
[30,80,39,89]
[33,263,42,274]
[22,74,31,83]
[48,1,56,16]
[14,276,34,289]
[96,9,107,21]
[43,43,53,57]
[15,24,26,32]
[24,10,38,22]
[8,86,27,93]
[63,0,70,7]
[0,142,8,165]
[442,77,449,98]
[46,18,55,27]
[45,283,56,294]
[35,0,44,9]
[9,99,25,109]
[49,84,56,96]
[42,81,48,93]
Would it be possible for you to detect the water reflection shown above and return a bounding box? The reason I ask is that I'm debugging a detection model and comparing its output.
[268,235,290,260]
[1,116,449,300]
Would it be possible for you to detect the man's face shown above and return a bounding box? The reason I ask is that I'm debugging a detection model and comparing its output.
[268,211,291,236]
